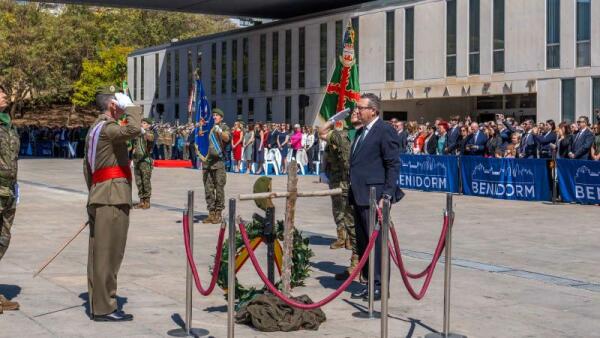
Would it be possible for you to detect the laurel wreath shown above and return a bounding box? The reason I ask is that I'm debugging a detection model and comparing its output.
[215,217,314,307]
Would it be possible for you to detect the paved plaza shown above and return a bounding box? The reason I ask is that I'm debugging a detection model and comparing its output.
[0,158,599,337]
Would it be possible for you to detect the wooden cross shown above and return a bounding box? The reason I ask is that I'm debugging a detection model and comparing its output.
[238,160,341,296]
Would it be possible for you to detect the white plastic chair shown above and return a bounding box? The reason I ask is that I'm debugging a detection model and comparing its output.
[264,149,281,175]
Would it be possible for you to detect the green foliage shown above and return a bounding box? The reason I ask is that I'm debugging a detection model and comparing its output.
[0,0,235,113]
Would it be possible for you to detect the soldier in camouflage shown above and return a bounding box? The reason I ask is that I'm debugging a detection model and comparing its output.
[320,119,358,280]
[133,118,155,209]
[202,108,230,224]
[0,84,21,313]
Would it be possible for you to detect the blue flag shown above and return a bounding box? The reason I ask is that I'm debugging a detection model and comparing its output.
[193,79,213,160]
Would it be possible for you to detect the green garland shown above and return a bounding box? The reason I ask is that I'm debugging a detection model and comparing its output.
[215,217,314,307]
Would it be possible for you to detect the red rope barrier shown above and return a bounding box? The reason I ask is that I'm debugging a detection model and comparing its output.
[239,222,379,310]
[182,213,226,296]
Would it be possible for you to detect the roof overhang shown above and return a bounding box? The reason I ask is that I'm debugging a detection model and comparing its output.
[30,0,376,19]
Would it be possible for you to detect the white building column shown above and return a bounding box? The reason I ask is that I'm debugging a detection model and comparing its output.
[537,78,561,122]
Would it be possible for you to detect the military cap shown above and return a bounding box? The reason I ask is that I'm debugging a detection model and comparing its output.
[96,85,119,95]
[212,108,224,118]
[142,117,154,124]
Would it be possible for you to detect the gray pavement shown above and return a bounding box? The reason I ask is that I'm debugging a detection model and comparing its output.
[0,158,599,338]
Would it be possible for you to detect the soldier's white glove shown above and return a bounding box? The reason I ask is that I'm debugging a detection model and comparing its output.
[114,93,134,110]
[140,127,146,134]
[214,125,222,133]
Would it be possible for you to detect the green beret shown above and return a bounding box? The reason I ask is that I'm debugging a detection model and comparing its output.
[96,85,119,95]
[142,117,154,124]
[212,108,224,118]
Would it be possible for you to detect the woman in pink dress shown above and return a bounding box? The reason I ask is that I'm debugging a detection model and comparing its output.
[231,121,244,172]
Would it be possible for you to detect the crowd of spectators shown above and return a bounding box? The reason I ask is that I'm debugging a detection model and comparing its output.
[390,114,600,161]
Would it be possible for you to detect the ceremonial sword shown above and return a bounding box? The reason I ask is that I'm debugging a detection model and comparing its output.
[33,221,89,278]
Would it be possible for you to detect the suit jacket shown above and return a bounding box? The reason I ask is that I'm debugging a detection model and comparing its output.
[83,106,142,206]
[446,126,461,154]
[465,131,488,156]
[570,128,595,160]
[397,129,409,154]
[519,132,538,159]
[534,131,557,158]
[424,134,438,155]
[349,118,403,206]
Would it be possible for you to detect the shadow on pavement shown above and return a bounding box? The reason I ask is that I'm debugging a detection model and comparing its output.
[78,292,128,318]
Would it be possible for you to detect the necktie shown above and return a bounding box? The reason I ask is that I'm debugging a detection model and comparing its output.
[353,128,366,153]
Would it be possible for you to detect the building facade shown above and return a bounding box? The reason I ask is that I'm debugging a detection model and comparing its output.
[128,0,600,125]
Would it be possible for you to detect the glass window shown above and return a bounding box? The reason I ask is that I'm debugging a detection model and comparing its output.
[493,0,504,73]
[285,96,292,124]
[285,30,292,90]
[469,0,480,75]
[243,37,249,92]
[221,42,227,94]
[248,98,254,123]
[155,53,159,99]
[335,20,343,57]
[547,0,560,69]
[175,103,180,121]
[133,57,137,101]
[210,44,216,95]
[299,95,306,125]
[266,97,273,122]
[593,78,600,124]
[352,17,359,65]
[166,52,172,98]
[272,32,279,91]
[405,8,414,80]
[237,99,243,121]
[174,51,180,98]
[447,0,457,77]
[260,34,266,91]
[299,27,305,89]
[140,56,144,100]
[576,0,591,67]
[562,79,576,123]
[386,11,395,81]
[232,40,238,93]
[320,23,328,86]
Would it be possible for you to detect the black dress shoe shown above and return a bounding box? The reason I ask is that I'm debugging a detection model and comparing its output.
[362,288,390,301]
[350,288,369,299]
[93,310,134,322]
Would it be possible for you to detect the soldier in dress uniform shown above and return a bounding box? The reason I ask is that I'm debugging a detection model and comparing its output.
[83,86,141,321]
[132,117,154,209]
[319,119,357,280]
[0,84,21,313]
[202,108,230,224]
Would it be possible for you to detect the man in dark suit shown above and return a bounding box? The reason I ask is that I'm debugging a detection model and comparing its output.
[348,93,403,301]
[534,119,557,159]
[445,115,461,155]
[465,122,487,156]
[396,121,409,154]
[569,116,595,160]
[519,120,538,159]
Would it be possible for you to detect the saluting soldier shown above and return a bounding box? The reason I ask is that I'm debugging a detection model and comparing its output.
[320,119,357,280]
[132,117,155,209]
[0,84,20,313]
[202,108,230,224]
[83,86,141,321]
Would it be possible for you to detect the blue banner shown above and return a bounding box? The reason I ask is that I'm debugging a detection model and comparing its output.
[193,79,214,160]
[556,159,600,204]
[460,156,551,201]
[399,155,459,193]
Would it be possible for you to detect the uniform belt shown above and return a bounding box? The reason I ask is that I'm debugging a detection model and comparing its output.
[92,165,132,185]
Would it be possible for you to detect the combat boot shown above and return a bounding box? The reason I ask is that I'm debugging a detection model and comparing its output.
[141,198,151,210]
[202,211,215,224]
[330,227,347,249]
[0,294,19,311]
[211,211,223,224]
[133,200,144,209]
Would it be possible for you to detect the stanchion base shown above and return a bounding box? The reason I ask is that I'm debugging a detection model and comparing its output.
[167,328,210,337]
[425,332,467,338]
[352,311,381,319]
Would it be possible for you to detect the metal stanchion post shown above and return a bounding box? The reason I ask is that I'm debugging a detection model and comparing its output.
[380,199,390,338]
[227,199,236,338]
[354,187,378,319]
[168,191,207,337]
[425,194,466,338]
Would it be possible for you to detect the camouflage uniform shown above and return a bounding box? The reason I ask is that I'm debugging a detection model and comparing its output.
[202,119,230,224]
[0,120,19,261]
[132,127,154,208]
[324,129,356,254]
[162,127,174,160]
[180,127,191,161]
